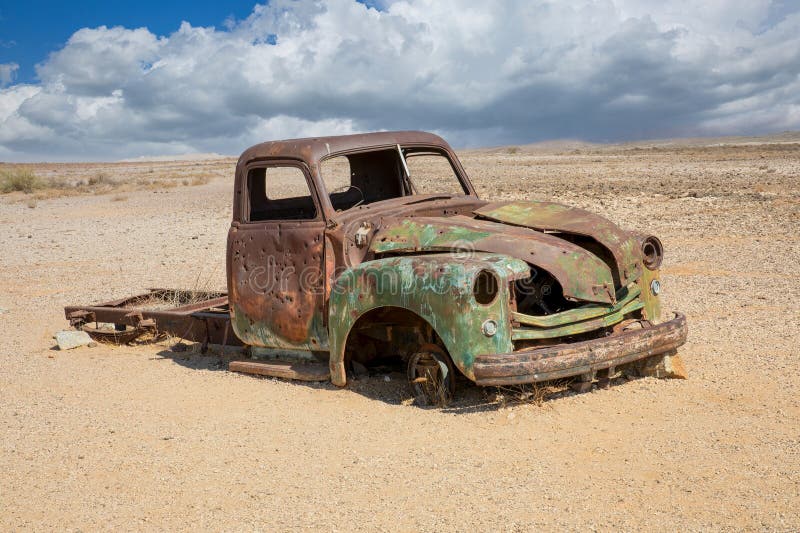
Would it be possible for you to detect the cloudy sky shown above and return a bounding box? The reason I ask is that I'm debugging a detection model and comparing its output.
[1,0,799,161]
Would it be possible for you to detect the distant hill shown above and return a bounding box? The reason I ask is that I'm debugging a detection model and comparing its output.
[472,131,800,154]
[115,131,800,162]
[117,152,232,163]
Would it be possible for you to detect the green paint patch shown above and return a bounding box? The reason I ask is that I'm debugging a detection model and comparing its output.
[513,285,641,328]
[329,253,526,381]
[371,219,491,253]
[511,299,645,340]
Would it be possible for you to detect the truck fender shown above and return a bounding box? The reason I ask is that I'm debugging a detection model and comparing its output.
[327,253,529,386]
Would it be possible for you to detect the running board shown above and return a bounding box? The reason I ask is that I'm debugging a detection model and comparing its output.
[229,360,330,382]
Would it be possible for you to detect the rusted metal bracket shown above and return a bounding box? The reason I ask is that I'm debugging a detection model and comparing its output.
[570,371,595,393]
[67,309,95,328]
[591,282,616,304]
[81,312,158,345]
[596,365,615,389]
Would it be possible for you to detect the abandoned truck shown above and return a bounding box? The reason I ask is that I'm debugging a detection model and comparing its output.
[65,131,687,405]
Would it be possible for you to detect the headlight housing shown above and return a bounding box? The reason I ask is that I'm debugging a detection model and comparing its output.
[642,236,664,270]
[473,269,499,305]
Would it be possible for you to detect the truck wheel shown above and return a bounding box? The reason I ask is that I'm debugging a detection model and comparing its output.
[407,344,455,407]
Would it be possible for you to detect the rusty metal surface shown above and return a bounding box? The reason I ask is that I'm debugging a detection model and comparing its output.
[228,132,481,354]
[81,322,156,345]
[229,359,330,381]
[511,287,644,340]
[233,131,475,224]
[511,299,644,340]
[369,215,616,304]
[227,219,328,351]
[473,313,688,386]
[64,289,240,347]
[475,201,643,286]
[237,131,453,178]
[512,286,640,328]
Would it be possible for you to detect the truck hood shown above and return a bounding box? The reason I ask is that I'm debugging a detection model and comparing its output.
[474,201,643,286]
[367,200,642,305]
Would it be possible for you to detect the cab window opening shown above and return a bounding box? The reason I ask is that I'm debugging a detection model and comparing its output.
[246,165,318,221]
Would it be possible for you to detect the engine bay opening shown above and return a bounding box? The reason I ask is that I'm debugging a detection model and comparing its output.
[513,267,579,316]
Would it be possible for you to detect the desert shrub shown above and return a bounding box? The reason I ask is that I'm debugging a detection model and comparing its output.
[88,172,116,186]
[1,167,43,193]
[47,177,71,189]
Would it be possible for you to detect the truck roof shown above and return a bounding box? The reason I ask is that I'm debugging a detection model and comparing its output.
[237,130,453,166]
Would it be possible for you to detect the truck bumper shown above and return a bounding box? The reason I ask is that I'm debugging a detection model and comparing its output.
[473,312,688,386]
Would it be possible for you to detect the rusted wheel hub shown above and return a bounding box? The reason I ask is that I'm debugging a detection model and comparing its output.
[407,343,456,407]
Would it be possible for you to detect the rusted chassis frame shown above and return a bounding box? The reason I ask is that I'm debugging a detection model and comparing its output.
[64,290,241,347]
[473,313,687,386]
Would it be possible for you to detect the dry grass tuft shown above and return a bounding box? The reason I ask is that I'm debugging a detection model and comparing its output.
[1,160,224,201]
[127,267,224,312]
[490,381,568,407]
[127,289,225,311]
[1,167,43,193]
[87,172,117,186]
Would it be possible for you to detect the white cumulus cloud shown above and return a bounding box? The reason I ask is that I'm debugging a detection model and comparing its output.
[1,0,800,161]
[0,62,18,86]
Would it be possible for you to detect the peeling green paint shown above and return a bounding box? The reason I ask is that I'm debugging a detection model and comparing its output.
[513,285,641,328]
[370,219,491,252]
[511,299,644,340]
[371,216,617,305]
[327,253,528,385]
[639,267,662,323]
[475,201,643,285]
[231,302,329,352]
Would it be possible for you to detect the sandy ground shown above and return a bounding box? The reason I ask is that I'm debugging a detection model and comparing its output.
[1,139,799,530]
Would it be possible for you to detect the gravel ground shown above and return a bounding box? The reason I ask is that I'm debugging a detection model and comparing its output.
[1,139,798,530]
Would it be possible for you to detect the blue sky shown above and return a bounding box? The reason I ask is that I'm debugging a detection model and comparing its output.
[0,1,270,83]
[0,0,386,84]
[1,1,799,161]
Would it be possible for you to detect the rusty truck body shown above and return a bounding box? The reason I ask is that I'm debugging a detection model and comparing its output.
[67,131,687,404]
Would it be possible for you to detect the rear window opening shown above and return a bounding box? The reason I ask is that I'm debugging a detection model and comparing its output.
[247,166,317,221]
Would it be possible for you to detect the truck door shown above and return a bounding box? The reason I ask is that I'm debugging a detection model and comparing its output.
[227,161,328,351]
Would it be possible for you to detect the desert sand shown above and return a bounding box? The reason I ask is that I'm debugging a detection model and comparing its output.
[1,136,798,530]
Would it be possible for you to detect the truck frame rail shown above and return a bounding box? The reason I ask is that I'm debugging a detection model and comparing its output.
[64,288,241,348]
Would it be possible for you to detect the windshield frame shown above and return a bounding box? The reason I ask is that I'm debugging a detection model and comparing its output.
[316,143,477,219]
